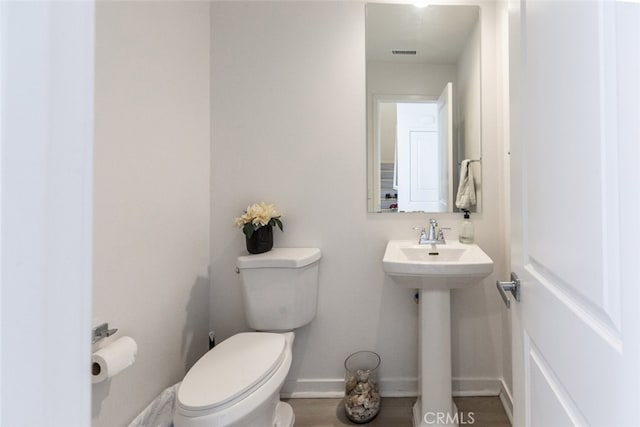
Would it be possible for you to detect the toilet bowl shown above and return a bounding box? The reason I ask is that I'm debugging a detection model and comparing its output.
[174,248,321,427]
[174,332,295,427]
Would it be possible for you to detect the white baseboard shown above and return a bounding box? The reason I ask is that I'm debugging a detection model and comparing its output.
[281,377,418,398]
[498,379,514,425]
[281,377,505,399]
[451,377,501,397]
[281,378,344,398]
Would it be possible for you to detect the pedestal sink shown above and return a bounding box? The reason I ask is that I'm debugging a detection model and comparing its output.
[383,240,493,427]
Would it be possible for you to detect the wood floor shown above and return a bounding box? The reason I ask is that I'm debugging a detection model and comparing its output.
[284,397,511,427]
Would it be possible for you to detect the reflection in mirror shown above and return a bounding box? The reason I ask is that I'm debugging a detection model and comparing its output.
[366,4,482,213]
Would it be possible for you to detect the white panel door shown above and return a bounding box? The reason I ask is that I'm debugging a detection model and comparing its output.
[409,130,439,206]
[509,1,640,426]
[1,1,94,426]
[396,102,440,212]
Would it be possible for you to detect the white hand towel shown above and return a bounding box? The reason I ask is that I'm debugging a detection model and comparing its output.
[455,159,477,210]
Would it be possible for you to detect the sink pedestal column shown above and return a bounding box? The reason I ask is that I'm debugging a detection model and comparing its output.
[413,285,458,427]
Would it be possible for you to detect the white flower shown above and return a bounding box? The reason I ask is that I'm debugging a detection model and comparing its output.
[234,202,283,237]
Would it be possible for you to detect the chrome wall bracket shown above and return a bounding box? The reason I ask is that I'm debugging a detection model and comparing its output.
[496,272,521,309]
[92,323,118,344]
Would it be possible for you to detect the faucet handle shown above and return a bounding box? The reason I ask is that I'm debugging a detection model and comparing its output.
[429,218,438,226]
[413,227,429,244]
[437,227,451,238]
[413,227,427,236]
[438,227,451,243]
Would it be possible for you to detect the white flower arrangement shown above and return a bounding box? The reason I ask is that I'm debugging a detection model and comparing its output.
[234,202,283,238]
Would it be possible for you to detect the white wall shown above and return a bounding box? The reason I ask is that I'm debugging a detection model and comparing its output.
[368,62,458,97]
[210,1,508,398]
[92,2,210,426]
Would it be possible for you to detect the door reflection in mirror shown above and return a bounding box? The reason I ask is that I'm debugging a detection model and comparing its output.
[376,83,453,213]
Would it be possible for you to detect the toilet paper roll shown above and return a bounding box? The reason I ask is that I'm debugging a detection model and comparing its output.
[92,336,137,384]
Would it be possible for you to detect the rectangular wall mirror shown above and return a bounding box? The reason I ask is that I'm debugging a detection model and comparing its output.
[366,3,482,213]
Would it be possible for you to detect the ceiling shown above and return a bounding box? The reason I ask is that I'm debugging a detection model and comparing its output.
[366,4,480,64]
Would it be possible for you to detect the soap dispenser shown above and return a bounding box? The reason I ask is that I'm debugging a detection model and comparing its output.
[459,209,475,243]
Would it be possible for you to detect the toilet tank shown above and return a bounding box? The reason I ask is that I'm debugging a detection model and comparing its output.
[236,248,321,331]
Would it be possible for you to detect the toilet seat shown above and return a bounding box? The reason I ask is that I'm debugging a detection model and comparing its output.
[177,332,286,413]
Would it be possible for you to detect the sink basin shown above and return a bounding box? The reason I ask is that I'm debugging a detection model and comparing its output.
[382,240,493,288]
[400,247,466,262]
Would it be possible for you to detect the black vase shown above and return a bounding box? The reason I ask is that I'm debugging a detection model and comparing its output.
[246,226,273,254]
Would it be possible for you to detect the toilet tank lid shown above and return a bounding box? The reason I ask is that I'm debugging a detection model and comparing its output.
[237,247,321,269]
[177,333,286,411]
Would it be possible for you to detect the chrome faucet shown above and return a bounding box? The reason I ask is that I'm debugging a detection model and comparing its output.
[414,219,449,245]
[427,218,438,241]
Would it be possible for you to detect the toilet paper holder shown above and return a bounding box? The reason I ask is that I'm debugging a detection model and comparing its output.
[92,323,118,344]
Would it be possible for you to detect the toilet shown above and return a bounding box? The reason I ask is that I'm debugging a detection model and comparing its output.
[174,247,322,427]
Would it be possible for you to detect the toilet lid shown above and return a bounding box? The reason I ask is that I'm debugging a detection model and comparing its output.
[177,332,286,412]
[236,247,321,269]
